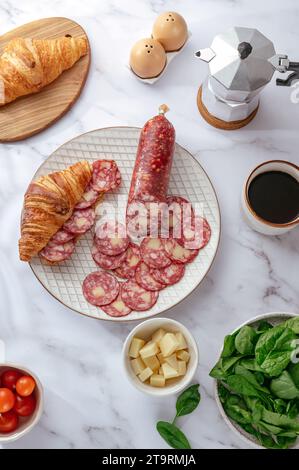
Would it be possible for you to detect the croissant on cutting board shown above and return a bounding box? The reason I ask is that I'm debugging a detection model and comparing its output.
[19,160,92,262]
[0,35,88,106]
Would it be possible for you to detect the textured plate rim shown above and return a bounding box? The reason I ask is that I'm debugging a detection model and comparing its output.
[28,126,221,322]
[214,311,299,449]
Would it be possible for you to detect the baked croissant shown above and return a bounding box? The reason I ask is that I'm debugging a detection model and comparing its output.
[19,160,92,261]
[0,36,88,106]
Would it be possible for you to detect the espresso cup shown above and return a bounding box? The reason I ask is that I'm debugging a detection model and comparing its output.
[241,160,299,235]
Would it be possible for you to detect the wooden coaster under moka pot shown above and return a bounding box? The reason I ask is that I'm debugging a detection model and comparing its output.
[197,86,259,131]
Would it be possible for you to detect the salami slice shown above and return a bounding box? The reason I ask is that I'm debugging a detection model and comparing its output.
[91,160,121,192]
[120,280,159,311]
[114,244,141,279]
[135,262,165,292]
[49,228,75,245]
[163,238,199,264]
[91,243,127,270]
[82,271,119,306]
[140,237,171,269]
[40,240,76,262]
[75,183,102,210]
[63,207,95,235]
[151,262,185,286]
[166,195,195,234]
[101,294,132,317]
[178,216,211,250]
[94,221,129,256]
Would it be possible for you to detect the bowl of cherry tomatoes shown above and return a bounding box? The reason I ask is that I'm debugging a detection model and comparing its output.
[0,363,43,442]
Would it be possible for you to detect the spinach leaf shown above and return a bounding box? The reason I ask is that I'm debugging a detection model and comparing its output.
[255,326,296,377]
[273,399,287,414]
[226,374,262,398]
[239,358,264,372]
[261,408,299,432]
[235,326,257,355]
[257,320,273,334]
[218,383,230,404]
[288,362,299,388]
[235,365,270,394]
[270,371,299,400]
[175,384,200,418]
[286,399,299,419]
[223,395,252,425]
[209,355,242,379]
[156,421,191,449]
[282,317,299,334]
[221,332,238,358]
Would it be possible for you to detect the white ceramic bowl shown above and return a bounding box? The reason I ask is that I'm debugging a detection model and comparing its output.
[0,363,43,443]
[122,317,199,396]
[214,312,298,449]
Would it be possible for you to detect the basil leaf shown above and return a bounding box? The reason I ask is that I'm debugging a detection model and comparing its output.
[235,326,257,355]
[255,326,296,377]
[175,384,200,418]
[270,371,299,400]
[156,421,191,449]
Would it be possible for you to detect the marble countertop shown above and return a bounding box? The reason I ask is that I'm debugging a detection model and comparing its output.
[0,0,298,449]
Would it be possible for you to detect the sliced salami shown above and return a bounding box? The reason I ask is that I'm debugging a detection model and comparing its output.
[91,160,121,192]
[40,240,76,263]
[94,221,129,256]
[82,271,119,306]
[101,294,132,317]
[91,243,127,270]
[151,263,185,286]
[166,195,195,234]
[163,238,199,264]
[120,280,159,311]
[49,228,75,245]
[75,183,102,210]
[140,237,171,269]
[135,262,165,292]
[178,216,211,250]
[63,207,95,235]
[114,243,141,279]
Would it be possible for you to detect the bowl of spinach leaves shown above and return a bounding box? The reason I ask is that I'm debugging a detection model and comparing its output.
[210,312,299,449]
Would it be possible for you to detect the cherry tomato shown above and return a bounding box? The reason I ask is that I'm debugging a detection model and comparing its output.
[14,394,36,417]
[0,388,15,413]
[0,410,19,433]
[1,369,21,391]
[16,375,36,397]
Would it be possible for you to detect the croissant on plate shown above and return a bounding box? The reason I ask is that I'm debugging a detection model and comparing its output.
[0,35,88,106]
[19,160,92,261]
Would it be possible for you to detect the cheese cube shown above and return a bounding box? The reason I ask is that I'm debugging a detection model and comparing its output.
[175,332,188,350]
[130,357,146,375]
[143,355,160,372]
[159,333,179,357]
[140,341,159,359]
[152,328,166,344]
[129,337,145,358]
[177,360,187,376]
[176,350,190,363]
[162,363,179,380]
[165,353,178,370]
[159,366,164,375]
[157,353,166,365]
[150,374,166,387]
[138,367,153,382]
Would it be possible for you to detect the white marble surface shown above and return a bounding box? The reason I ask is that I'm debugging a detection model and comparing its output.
[0,0,298,449]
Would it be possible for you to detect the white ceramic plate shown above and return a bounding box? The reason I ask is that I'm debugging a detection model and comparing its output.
[214,312,299,449]
[29,127,221,321]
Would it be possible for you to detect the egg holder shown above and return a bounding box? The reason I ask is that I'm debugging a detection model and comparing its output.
[127,32,191,85]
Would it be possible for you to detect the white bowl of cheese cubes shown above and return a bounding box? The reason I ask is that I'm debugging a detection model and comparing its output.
[123,317,198,396]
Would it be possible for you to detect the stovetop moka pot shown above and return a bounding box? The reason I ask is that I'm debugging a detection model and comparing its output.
[195,26,299,129]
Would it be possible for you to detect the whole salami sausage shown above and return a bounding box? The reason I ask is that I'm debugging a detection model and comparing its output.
[127,105,175,237]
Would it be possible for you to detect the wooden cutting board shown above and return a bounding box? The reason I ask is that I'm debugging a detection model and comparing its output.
[0,17,90,142]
